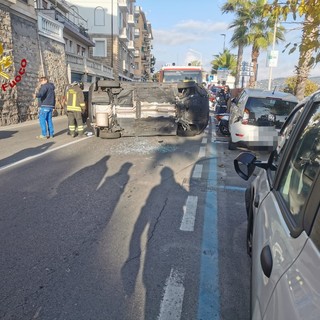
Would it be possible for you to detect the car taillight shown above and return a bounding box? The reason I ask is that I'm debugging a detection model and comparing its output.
[242,108,249,125]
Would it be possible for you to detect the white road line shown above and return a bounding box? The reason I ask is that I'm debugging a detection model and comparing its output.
[192,164,203,179]
[201,137,207,144]
[180,195,198,232]
[158,268,185,320]
[0,137,92,172]
[212,129,216,142]
[198,146,206,158]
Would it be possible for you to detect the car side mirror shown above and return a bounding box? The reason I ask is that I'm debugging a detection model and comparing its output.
[234,152,269,180]
[234,152,257,180]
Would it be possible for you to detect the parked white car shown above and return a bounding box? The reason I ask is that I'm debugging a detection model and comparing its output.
[234,90,320,319]
[228,89,298,150]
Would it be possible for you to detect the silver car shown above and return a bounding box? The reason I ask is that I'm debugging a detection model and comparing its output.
[234,90,320,319]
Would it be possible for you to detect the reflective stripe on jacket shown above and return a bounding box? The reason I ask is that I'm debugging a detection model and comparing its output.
[66,86,85,112]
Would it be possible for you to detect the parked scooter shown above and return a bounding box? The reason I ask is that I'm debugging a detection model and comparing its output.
[214,97,230,136]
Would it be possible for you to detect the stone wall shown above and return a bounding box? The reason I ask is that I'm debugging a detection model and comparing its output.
[39,35,68,116]
[0,6,68,126]
[0,8,18,125]
[11,13,41,122]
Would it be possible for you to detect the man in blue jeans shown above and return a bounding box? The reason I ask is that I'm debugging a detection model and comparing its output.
[34,76,56,140]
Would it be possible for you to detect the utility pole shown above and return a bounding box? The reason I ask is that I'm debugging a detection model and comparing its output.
[220,34,226,52]
[267,17,278,90]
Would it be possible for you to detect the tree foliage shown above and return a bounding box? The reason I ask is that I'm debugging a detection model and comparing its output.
[189,60,201,66]
[211,49,237,76]
[222,0,285,88]
[283,76,319,97]
[264,0,320,65]
[264,0,320,100]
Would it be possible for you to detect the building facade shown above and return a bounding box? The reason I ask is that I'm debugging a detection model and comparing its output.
[67,0,154,82]
[0,0,154,125]
[133,6,153,81]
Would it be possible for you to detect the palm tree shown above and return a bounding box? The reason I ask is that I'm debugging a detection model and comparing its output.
[222,0,285,88]
[295,13,318,100]
[211,49,237,76]
[246,1,285,87]
[221,0,250,88]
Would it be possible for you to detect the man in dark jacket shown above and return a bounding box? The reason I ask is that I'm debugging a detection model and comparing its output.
[34,76,56,139]
[64,81,86,137]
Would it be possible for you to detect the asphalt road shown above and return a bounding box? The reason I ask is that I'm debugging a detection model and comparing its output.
[0,114,266,320]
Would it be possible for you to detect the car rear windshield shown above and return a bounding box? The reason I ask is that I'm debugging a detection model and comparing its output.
[246,97,297,127]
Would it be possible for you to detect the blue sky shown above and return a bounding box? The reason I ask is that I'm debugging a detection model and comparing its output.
[136,0,320,80]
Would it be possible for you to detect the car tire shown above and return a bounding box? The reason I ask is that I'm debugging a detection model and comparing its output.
[228,140,237,150]
[99,130,121,139]
[219,123,230,136]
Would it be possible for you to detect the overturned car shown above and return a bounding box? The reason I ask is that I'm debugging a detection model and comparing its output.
[87,80,209,138]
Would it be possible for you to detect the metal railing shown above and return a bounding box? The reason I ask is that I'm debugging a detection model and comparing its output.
[66,53,113,79]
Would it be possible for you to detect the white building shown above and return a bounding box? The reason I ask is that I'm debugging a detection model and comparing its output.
[67,0,137,81]
[35,0,114,83]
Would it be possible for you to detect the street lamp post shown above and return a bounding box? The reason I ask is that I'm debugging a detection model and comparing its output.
[267,17,278,90]
[110,0,113,68]
[220,34,226,52]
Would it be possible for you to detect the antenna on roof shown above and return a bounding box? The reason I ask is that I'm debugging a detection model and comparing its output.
[272,86,277,95]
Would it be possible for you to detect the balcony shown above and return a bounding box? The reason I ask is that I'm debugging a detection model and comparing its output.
[127,40,135,51]
[134,28,140,38]
[127,14,134,26]
[66,53,114,79]
[37,11,64,44]
[119,27,128,42]
[134,49,140,58]
[134,6,140,17]
[37,9,94,46]
[118,0,129,13]
[122,60,128,71]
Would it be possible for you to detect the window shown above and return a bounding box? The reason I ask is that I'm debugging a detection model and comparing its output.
[81,47,86,56]
[77,44,81,55]
[69,40,73,53]
[278,102,320,226]
[269,104,305,182]
[94,7,105,26]
[93,39,106,57]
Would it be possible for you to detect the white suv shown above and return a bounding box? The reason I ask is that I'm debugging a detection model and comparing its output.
[229,89,298,150]
[234,90,320,319]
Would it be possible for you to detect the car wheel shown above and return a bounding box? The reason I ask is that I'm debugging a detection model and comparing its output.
[99,130,121,139]
[228,140,237,150]
[219,123,230,136]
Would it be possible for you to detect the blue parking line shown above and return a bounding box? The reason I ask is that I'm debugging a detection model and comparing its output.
[197,144,220,320]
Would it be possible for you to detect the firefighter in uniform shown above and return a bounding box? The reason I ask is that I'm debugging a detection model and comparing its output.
[65,81,86,137]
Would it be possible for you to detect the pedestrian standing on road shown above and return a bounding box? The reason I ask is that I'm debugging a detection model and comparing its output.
[34,76,56,140]
[64,81,86,137]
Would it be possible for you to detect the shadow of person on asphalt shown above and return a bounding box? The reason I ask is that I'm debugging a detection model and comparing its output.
[0,130,18,139]
[52,128,69,137]
[0,155,134,320]
[0,142,55,169]
[121,166,188,319]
